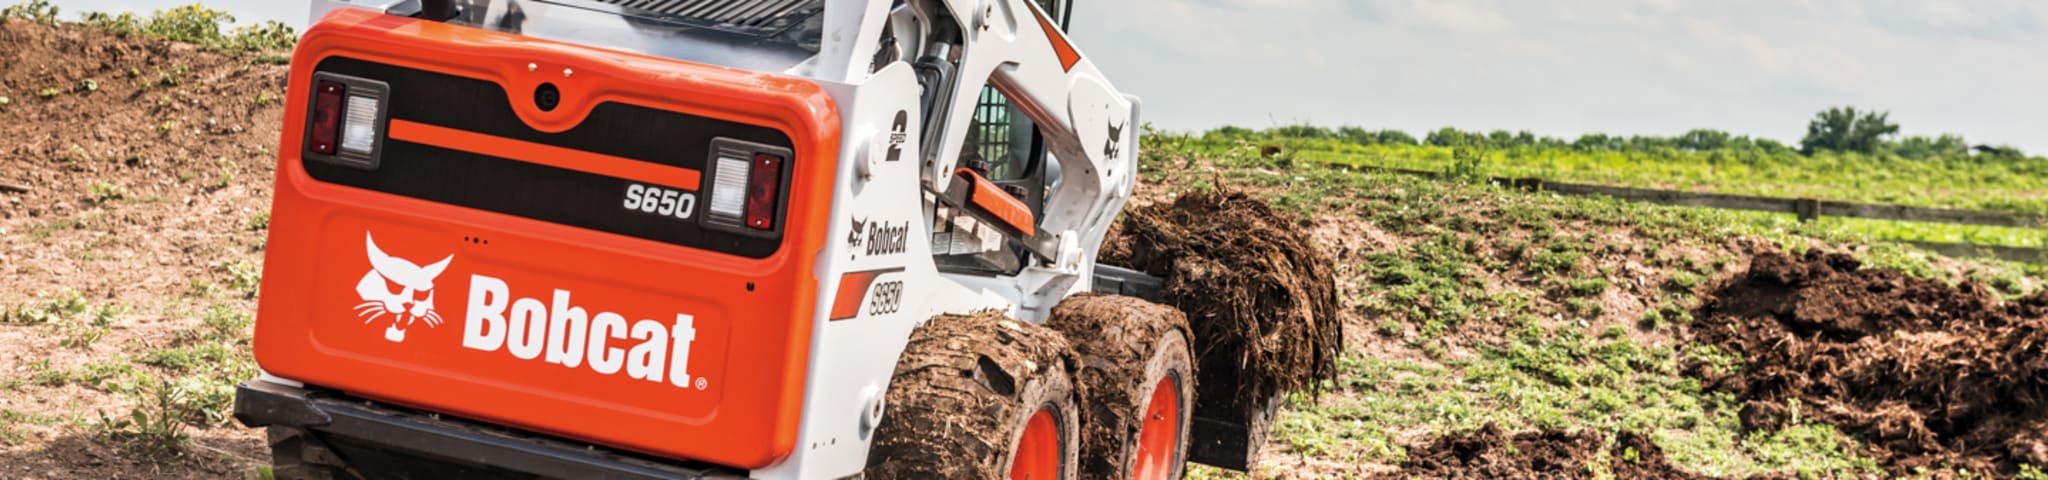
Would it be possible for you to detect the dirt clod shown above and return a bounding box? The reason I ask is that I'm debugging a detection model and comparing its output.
[1101,190,1343,411]
[1692,250,2048,477]
[1375,423,1713,479]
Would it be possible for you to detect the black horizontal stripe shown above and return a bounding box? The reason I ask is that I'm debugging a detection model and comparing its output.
[301,56,794,258]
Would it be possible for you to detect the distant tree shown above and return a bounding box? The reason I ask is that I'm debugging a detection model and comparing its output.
[1572,133,1615,152]
[1425,127,1470,147]
[1888,134,1969,160]
[1486,130,1516,148]
[1337,126,1376,145]
[1800,106,1899,155]
[1754,138,1793,154]
[1678,129,1732,151]
[1269,124,1334,139]
[1375,129,1419,146]
[1207,125,1256,140]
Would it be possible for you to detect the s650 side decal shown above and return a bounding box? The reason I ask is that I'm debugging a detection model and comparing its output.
[623,184,698,220]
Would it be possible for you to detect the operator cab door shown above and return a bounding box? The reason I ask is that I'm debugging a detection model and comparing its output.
[929,0,1074,276]
[932,87,1047,275]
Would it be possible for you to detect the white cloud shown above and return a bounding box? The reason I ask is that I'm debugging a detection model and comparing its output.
[39,0,2048,152]
[1404,0,1509,34]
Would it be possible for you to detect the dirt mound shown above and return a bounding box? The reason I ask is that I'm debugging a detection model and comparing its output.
[1376,424,1714,479]
[1101,190,1343,411]
[1,18,286,478]
[1692,250,2048,476]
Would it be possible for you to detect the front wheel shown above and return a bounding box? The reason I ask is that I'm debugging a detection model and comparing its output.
[866,313,1081,479]
[1047,293,1196,480]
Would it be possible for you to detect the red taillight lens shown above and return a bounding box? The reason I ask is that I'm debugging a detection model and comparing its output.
[744,153,782,230]
[310,81,346,155]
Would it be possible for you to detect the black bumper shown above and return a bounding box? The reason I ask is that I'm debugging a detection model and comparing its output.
[234,380,746,480]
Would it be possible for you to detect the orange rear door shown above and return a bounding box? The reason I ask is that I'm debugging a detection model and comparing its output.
[253,9,840,469]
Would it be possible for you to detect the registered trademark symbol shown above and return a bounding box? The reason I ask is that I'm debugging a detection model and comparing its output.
[695,378,708,390]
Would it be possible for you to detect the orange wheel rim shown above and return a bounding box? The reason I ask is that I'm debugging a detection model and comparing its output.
[1131,376,1181,480]
[1010,407,1060,480]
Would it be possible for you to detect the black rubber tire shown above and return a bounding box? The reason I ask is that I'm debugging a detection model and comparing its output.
[1046,293,1196,480]
[866,313,1082,479]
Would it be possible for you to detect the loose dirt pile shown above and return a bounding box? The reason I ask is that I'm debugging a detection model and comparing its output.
[1692,250,2048,476]
[1374,423,1713,480]
[1101,190,1344,412]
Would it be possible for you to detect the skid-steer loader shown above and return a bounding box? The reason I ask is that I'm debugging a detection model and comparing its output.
[232,0,1277,478]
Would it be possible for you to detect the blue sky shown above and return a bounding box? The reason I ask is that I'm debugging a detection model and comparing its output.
[44,0,2048,151]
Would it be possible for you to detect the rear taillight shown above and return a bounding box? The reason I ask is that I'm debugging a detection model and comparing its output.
[708,155,750,222]
[745,154,783,230]
[305,73,390,170]
[340,90,382,155]
[310,82,345,155]
[703,139,791,236]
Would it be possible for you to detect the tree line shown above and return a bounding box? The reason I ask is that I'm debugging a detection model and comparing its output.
[1213,107,2031,162]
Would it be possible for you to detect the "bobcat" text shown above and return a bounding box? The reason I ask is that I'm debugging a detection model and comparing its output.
[462,275,700,390]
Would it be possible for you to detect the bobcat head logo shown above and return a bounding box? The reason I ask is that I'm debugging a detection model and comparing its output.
[1104,120,1125,159]
[848,217,868,247]
[354,232,451,343]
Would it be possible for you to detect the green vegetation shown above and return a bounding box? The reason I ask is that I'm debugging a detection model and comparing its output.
[247,210,271,231]
[1800,106,1899,155]
[0,0,56,23]
[1188,122,2048,254]
[3,289,89,324]
[86,181,127,204]
[1200,122,2048,217]
[0,409,59,446]
[89,376,195,455]
[78,4,296,52]
[221,260,262,298]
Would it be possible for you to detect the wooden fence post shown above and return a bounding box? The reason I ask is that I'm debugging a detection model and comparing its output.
[1794,198,1822,223]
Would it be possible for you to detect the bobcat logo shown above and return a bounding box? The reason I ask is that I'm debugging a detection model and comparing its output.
[1104,120,1125,159]
[848,217,869,247]
[354,232,451,343]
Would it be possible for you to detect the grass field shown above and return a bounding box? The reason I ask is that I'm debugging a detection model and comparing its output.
[1172,128,2048,252]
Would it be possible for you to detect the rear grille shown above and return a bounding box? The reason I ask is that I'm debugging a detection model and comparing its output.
[598,0,818,29]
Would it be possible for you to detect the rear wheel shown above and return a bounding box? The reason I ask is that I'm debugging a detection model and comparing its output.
[867,313,1081,479]
[1046,294,1196,480]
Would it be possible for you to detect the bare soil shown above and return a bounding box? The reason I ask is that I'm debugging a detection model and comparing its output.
[0,18,284,478]
[1691,250,2048,477]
